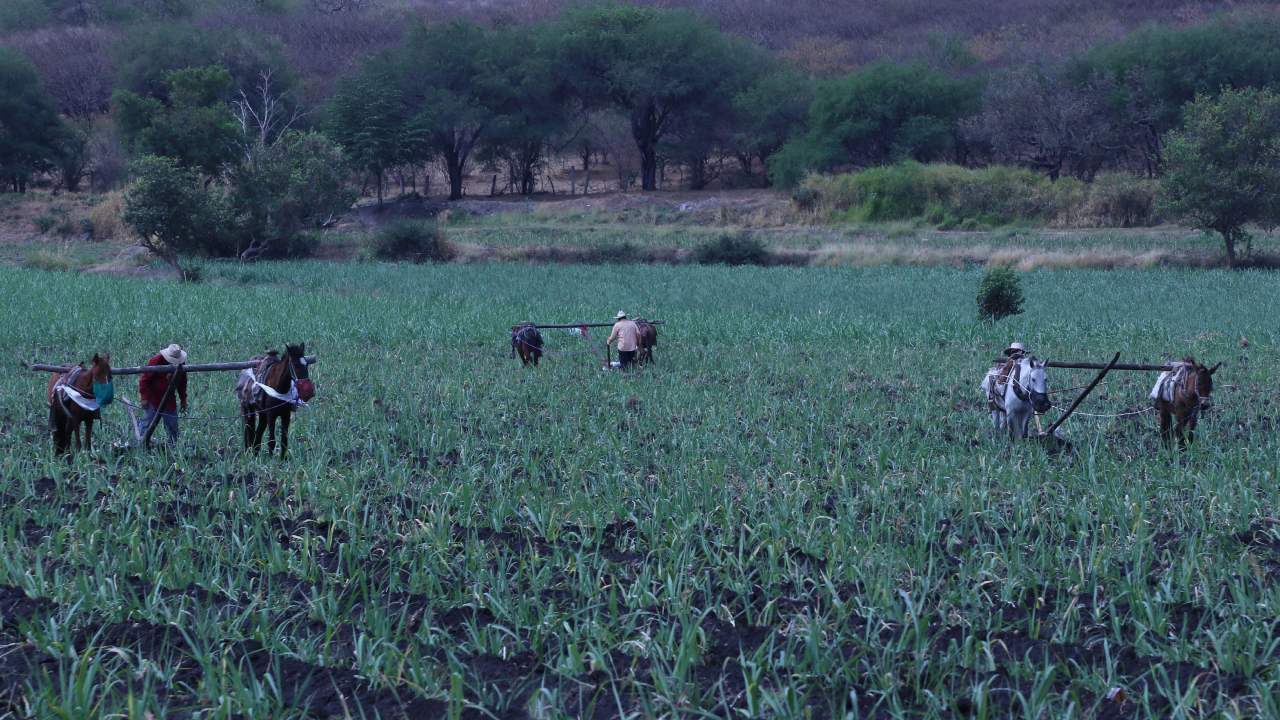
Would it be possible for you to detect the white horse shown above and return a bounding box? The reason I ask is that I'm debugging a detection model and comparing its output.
[981,356,1052,439]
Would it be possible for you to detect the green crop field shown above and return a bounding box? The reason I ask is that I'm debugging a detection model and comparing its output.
[0,262,1277,719]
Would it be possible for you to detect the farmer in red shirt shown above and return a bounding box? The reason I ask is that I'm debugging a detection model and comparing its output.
[138,344,188,444]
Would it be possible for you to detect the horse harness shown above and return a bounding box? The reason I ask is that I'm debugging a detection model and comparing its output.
[238,353,307,410]
[52,367,101,417]
[987,358,1030,413]
[1152,363,1201,414]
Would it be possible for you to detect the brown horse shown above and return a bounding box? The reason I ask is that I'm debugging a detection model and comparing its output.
[635,319,658,365]
[47,353,112,455]
[511,323,543,366]
[1151,357,1219,450]
[236,343,314,458]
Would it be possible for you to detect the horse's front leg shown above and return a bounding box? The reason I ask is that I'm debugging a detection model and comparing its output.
[266,414,277,456]
[1176,411,1195,450]
[83,419,92,454]
[1158,405,1173,448]
[279,411,291,459]
[1010,408,1029,440]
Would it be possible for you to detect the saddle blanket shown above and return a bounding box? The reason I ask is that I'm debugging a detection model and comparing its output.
[238,369,307,407]
[1150,365,1188,402]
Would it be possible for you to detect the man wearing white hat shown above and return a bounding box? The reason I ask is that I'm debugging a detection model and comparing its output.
[138,343,189,444]
[1003,342,1028,359]
[606,311,641,370]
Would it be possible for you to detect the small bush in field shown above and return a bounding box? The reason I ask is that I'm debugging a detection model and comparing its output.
[693,232,772,266]
[977,264,1024,320]
[369,221,454,263]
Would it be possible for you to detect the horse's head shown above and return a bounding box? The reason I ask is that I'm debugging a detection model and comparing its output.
[285,343,315,401]
[90,353,114,406]
[1193,360,1219,410]
[1023,357,1051,414]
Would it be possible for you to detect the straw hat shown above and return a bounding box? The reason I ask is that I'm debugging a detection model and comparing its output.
[160,343,188,365]
[615,311,628,320]
[1003,342,1026,357]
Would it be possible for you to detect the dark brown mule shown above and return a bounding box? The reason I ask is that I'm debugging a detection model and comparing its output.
[1153,357,1219,450]
[236,344,314,458]
[47,353,112,455]
[635,319,658,365]
[511,323,543,366]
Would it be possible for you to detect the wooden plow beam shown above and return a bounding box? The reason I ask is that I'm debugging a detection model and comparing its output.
[1046,360,1172,371]
[29,357,318,376]
[511,321,665,330]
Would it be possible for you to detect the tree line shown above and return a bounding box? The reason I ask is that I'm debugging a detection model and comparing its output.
[2,5,1280,266]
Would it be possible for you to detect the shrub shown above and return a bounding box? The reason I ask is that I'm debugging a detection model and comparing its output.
[23,247,73,272]
[799,162,1162,228]
[33,214,57,234]
[1161,88,1280,267]
[369,221,454,263]
[89,191,127,240]
[1079,173,1160,227]
[693,232,772,266]
[977,265,1025,320]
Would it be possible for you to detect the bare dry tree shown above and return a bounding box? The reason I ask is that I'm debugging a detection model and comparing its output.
[232,69,308,155]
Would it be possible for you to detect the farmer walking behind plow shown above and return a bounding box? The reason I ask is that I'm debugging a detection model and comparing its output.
[138,344,188,446]
[607,311,641,370]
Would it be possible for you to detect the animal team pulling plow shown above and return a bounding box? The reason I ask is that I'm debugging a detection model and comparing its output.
[33,329,1222,456]
[981,342,1221,448]
[34,345,316,456]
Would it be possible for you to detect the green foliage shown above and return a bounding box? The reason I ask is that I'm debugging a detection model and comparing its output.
[771,63,981,187]
[33,213,57,234]
[369,221,454,263]
[976,264,1024,320]
[113,65,240,178]
[1161,88,1280,267]
[732,68,812,183]
[231,131,355,259]
[557,4,758,191]
[112,21,291,101]
[0,48,65,193]
[0,0,50,32]
[693,232,772,266]
[122,155,232,277]
[1075,16,1280,142]
[475,24,569,196]
[0,261,1278,716]
[339,21,520,201]
[327,63,418,204]
[799,162,1161,228]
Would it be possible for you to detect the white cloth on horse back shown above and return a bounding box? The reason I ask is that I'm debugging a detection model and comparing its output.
[238,368,306,408]
[1150,364,1188,402]
[58,383,99,412]
[608,320,640,352]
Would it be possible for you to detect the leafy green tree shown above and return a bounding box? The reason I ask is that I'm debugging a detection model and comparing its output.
[395,21,516,200]
[114,66,240,179]
[482,25,569,196]
[123,155,233,279]
[113,22,292,102]
[1074,16,1280,173]
[231,131,355,259]
[558,5,755,191]
[770,63,980,187]
[327,63,422,206]
[0,48,64,192]
[1161,88,1280,268]
[732,68,813,184]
